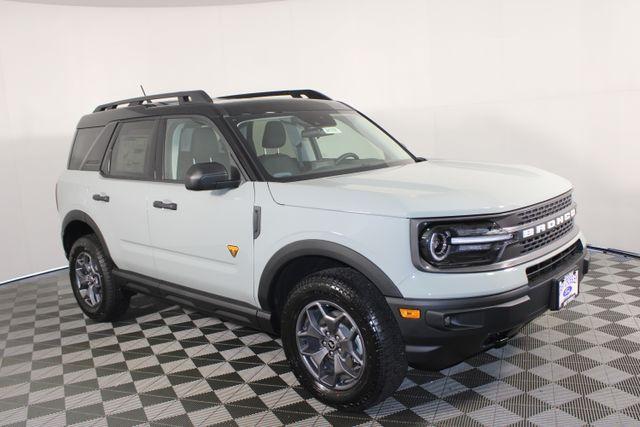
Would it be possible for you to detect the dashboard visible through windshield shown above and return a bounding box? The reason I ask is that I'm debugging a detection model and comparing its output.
[229,110,414,181]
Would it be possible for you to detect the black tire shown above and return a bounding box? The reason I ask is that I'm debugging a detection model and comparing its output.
[281,267,407,411]
[68,235,129,321]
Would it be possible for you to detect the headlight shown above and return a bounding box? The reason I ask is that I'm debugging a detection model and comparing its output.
[419,221,513,268]
[424,229,451,261]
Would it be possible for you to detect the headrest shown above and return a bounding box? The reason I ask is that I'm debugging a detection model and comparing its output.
[192,127,217,146]
[262,121,286,149]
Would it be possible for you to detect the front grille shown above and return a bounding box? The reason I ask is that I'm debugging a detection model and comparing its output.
[516,193,572,225]
[412,191,579,272]
[526,240,583,282]
[521,218,574,253]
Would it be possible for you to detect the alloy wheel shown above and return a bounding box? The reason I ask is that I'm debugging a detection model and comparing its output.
[74,251,102,307]
[295,300,365,391]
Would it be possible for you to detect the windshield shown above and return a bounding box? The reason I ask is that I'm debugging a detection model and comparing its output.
[229,110,414,180]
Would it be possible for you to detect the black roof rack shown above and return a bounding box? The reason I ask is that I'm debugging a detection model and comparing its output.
[218,89,331,101]
[93,90,213,112]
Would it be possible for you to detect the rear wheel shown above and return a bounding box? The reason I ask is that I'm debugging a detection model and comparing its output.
[69,235,129,321]
[281,267,407,411]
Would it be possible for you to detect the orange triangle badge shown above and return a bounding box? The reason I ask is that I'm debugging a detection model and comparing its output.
[227,245,239,258]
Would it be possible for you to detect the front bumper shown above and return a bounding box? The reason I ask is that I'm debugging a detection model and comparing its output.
[387,241,589,370]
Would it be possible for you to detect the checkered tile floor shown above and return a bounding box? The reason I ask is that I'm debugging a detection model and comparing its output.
[1,250,640,426]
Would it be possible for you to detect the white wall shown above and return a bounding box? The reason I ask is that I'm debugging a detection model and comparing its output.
[0,0,638,282]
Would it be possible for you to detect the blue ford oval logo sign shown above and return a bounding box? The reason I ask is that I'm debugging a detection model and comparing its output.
[563,286,572,297]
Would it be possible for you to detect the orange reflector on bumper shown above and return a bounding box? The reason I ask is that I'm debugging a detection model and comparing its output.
[399,308,421,319]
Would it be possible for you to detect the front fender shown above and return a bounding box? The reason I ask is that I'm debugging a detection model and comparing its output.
[257,239,402,310]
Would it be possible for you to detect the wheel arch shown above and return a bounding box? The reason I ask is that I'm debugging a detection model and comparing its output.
[258,240,402,324]
[61,210,112,262]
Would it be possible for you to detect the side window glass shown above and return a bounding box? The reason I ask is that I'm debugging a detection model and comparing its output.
[163,117,235,182]
[109,120,156,178]
[68,127,103,170]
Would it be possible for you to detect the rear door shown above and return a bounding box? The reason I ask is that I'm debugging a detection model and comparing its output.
[146,116,255,305]
[94,119,158,277]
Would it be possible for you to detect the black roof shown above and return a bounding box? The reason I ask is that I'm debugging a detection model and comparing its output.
[78,89,351,128]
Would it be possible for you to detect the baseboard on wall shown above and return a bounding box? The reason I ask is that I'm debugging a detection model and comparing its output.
[587,245,640,259]
[0,266,67,286]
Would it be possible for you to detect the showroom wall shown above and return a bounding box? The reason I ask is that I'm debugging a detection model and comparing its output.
[0,0,639,282]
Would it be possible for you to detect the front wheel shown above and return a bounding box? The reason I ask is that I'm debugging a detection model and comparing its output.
[281,268,407,411]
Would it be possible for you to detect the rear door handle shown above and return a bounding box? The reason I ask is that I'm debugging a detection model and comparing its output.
[153,200,177,210]
[92,193,109,202]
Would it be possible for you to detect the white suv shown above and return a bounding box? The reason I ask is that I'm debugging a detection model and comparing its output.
[57,89,589,410]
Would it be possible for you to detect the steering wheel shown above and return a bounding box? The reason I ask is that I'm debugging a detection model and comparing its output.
[335,152,360,165]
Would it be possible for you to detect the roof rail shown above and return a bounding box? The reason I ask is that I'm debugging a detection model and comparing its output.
[218,89,332,101]
[93,90,213,112]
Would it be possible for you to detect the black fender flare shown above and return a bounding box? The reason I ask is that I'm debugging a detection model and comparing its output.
[61,210,112,261]
[257,239,403,310]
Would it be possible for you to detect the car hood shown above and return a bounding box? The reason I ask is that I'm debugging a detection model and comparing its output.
[266,160,573,218]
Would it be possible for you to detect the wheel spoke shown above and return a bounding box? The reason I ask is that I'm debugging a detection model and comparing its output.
[301,347,329,368]
[315,302,345,332]
[315,302,332,324]
[346,326,357,340]
[305,309,324,338]
[296,329,320,340]
[321,368,337,388]
[328,312,346,330]
[336,355,358,379]
[86,260,98,275]
[333,354,345,377]
[75,267,89,283]
[87,284,97,305]
[349,350,363,366]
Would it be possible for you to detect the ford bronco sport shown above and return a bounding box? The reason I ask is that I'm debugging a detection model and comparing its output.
[57,89,589,410]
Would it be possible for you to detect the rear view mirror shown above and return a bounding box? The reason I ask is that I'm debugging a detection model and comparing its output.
[296,111,337,127]
[184,162,241,191]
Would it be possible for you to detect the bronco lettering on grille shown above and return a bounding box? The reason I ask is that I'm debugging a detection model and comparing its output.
[521,208,576,239]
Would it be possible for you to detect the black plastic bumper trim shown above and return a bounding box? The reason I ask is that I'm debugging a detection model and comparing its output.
[388,245,588,370]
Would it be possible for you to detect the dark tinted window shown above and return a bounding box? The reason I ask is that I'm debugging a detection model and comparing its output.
[82,123,115,171]
[109,120,156,178]
[68,127,103,170]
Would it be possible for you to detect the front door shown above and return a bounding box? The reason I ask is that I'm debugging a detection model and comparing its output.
[146,116,255,305]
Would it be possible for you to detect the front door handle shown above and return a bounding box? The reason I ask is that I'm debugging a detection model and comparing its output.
[92,193,110,202]
[153,200,177,210]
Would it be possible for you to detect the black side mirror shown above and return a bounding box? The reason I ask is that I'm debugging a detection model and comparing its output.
[184,162,241,191]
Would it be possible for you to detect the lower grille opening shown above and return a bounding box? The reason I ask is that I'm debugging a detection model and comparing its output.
[526,240,583,282]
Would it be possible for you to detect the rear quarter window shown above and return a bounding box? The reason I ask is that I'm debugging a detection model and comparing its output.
[68,127,104,170]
